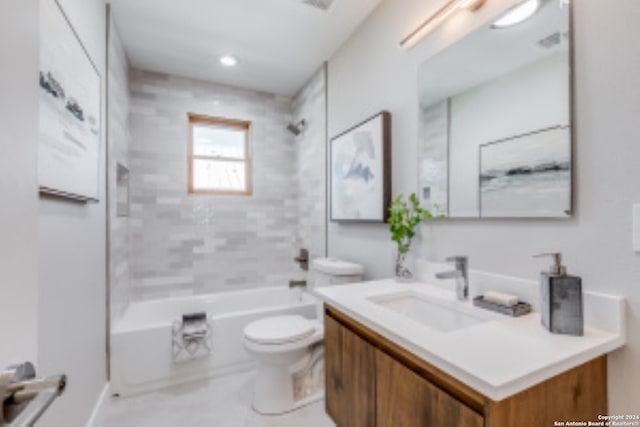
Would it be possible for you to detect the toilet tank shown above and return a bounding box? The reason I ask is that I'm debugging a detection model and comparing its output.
[310,258,364,288]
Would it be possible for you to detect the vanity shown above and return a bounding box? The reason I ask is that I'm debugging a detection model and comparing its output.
[318,1,627,424]
[316,276,625,427]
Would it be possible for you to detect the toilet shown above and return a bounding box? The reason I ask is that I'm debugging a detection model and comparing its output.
[243,257,364,415]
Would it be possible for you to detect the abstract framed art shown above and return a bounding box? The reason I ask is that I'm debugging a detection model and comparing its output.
[38,0,102,202]
[330,111,391,223]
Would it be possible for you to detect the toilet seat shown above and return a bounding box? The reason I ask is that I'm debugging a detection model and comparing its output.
[244,315,316,345]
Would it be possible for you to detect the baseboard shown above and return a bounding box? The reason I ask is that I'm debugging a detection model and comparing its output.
[86,382,110,427]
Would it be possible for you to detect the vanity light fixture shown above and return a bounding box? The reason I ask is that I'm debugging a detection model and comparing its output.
[400,0,487,50]
[491,0,540,29]
[219,55,238,67]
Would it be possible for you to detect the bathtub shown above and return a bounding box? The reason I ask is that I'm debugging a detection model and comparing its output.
[110,287,318,397]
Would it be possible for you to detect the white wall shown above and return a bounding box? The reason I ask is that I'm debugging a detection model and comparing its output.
[0,0,40,369]
[37,0,108,425]
[328,0,640,411]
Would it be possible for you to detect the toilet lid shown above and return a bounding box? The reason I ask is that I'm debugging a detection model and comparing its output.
[244,315,315,345]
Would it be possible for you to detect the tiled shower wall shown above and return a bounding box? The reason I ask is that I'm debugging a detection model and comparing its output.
[107,20,131,323]
[128,70,300,300]
[293,68,327,261]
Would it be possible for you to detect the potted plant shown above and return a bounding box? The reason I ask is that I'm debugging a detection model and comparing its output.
[387,193,433,281]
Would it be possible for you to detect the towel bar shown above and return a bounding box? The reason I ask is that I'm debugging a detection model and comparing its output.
[1,362,66,427]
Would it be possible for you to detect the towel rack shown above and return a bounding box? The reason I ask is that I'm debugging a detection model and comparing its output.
[1,362,66,427]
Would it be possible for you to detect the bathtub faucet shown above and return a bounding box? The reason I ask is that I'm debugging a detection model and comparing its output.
[288,280,307,289]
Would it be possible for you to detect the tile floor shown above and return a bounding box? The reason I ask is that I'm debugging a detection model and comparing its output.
[98,370,335,427]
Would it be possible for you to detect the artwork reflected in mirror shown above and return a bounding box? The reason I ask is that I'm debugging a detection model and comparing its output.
[418,0,571,218]
[479,126,570,217]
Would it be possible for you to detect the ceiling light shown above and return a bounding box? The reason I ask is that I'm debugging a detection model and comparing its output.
[400,0,486,50]
[220,55,238,67]
[459,0,486,9]
[492,0,541,29]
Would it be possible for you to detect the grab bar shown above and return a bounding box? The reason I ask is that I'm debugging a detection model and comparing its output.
[1,363,66,427]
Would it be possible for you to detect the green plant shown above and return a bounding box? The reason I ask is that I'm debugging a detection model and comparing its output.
[387,193,433,255]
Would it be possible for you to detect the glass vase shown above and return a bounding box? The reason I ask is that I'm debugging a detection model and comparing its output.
[394,247,416,282]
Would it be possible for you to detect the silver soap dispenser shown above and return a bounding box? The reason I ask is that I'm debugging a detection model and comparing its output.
[534,253,583,336]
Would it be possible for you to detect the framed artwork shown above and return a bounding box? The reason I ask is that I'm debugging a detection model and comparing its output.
[479,126,571,218]
[330,111,391,223]
[38,0,102,201]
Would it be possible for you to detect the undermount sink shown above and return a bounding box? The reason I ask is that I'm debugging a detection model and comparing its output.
[368,291,491,333]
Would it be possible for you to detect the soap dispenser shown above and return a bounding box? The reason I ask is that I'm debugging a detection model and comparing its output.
[534,253,583,336]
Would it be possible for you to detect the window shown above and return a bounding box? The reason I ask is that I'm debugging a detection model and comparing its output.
[188,113,252,195]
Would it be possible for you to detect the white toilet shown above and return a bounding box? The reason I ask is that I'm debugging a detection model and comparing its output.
[243,257,363,415]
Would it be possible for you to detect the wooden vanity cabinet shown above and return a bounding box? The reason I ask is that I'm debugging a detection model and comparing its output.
[324,304,608,427]
[377,350,483,427]
[325,314,376,426]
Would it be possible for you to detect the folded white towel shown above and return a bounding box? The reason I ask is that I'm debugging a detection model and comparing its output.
[483,291,519,307]
[183,323,208,342]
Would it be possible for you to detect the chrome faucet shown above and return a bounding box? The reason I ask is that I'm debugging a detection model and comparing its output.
[435,256,468,300]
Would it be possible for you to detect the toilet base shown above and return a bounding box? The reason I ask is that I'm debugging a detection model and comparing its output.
[249,342,325,415]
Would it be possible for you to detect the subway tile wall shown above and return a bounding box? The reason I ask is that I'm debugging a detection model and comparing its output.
[293,68,327,262]
[107,20,132,323]
[127,70,302,300]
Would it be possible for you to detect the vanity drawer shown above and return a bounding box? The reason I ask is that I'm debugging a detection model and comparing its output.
[377,349,483,427]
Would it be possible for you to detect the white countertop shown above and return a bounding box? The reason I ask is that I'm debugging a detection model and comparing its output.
[314,277,625,401]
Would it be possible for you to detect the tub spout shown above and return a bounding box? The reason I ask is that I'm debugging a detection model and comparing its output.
[289,280,307,289]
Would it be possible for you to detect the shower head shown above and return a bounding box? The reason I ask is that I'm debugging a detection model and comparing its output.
[287,119,307,136]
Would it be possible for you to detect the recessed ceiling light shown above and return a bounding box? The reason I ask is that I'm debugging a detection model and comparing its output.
[492,0,541,29]
[220,55,238,67]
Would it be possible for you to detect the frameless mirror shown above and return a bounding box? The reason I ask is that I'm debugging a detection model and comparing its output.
[418,0,572,218]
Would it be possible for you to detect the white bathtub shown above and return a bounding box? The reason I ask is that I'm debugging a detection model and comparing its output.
[110,287,318,397]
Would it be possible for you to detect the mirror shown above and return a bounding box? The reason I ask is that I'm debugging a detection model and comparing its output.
[418,0,572,218]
